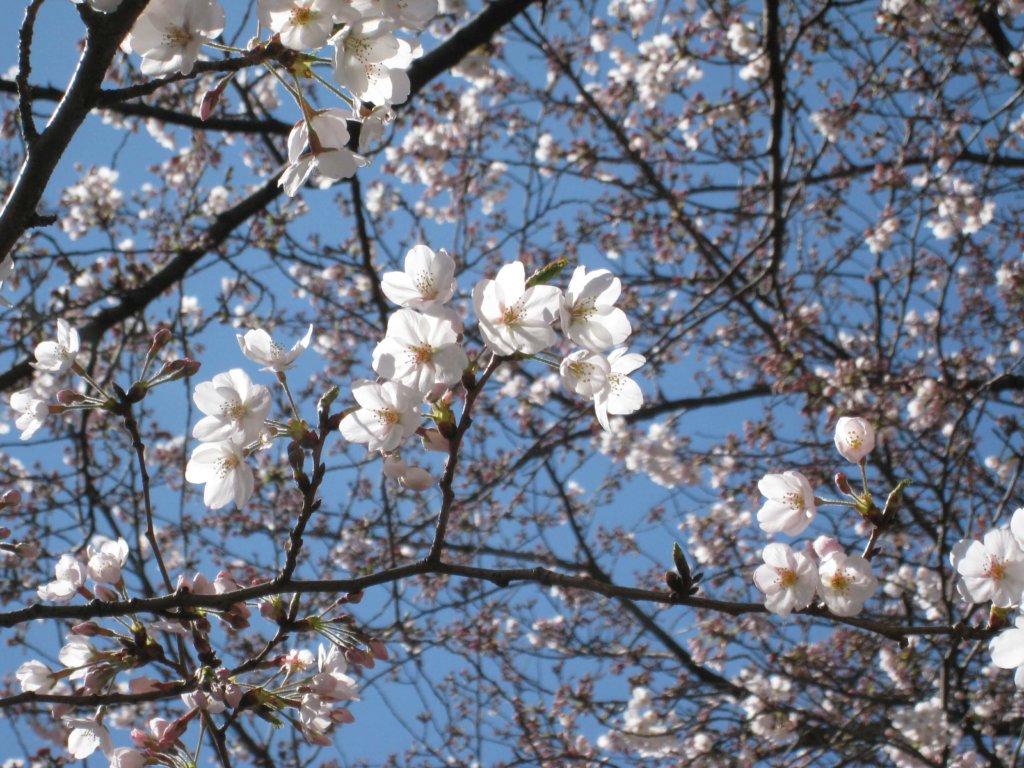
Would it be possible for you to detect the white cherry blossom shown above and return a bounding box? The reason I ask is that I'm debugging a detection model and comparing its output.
[339,379,421,452]
[237,324,314,372]
[330,19,416,105]
[16,660,55,693]
[124,0,226,76]
[990,614,1024,688]
[37,553,86,602]
[756,471,817,536]
[280,110,367,196]
[833,417,875,464]
[193,368,272,443]
[65,718,112,760]
[10,385,50,440]
[185,440,255,509]
[372,309,467,395]
[817,551,877,616]
[260,0,359,51]
[593,348,645,431]
[33,319,80,373]
[86,537,129,585]
[560,350,610,399]
[473,261,562,356]
[955,529,1024,607]
[381,245,456,310]
[559,266,631,352]
[753,542,817,617]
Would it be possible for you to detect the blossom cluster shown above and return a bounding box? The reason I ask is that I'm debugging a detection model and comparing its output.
[90,0,438,194]
[184,246,644,505]
[752,417,879,617]
[951,508,1024,687]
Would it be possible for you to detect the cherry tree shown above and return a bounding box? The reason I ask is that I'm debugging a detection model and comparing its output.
[0,0,1022,765]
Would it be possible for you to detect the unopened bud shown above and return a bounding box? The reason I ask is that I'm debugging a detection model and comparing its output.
[420,429,451,453]
[0,489,20,508]
[71,621,103,636]
[147,328,173,359]
[56,389,85,406]
[94,584,119,602]
[525,258,569,287]
[834,471,853,496]
[0,526,9,538]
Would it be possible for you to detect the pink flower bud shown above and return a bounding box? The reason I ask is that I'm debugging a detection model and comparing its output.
[56,389,85,405]
[834,472,853,496]
[2,489,22,508]
[94,584,119,601]
[420,429,450,453]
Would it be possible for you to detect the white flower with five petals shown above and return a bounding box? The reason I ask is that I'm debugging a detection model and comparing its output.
[372,309,467,395]
[185,440,255,509]
[340,379,421,452]
[817,550,877,617]
[33,319,80,373]
[472,261,561,356]
[756,471,817,536]
[381,245,456,310]
[124,0,225,76]
[560,266,631,352]
[237,325,314,372]
[593,348,644,431]
[753,542,817,617]
[193,368,272,443]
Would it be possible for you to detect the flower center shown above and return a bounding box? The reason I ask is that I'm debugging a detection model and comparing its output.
[290,6,317,25]
[571,298,597,322]
[844,430,862,449]
[413,270,437,299]
[163,25,193,47]
[409,343,434,365]
[784,491,805,511]
[826,571,851,595]
[777,568,798,589]
[375,408,400,426]
[502,298,526,326]
[215,454,239,478]
[985,556,1007,583]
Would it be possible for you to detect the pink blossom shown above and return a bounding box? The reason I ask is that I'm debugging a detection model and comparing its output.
[753,543,817,617]
[756,471,817,536]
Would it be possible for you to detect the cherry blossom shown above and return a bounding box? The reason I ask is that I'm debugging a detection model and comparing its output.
[185,440,256,509]
[330,19,417,105]
[955,529,1024,607]
[86,537,129,585]
[817,550,877,616]
[16,660,55,693]
[192,368,272,443]
[756,471,817,536]
[753,542,817,617]
[65,718,112,760]
[472,261,562,356]
[339,379,421,452]
[371,309,467,395]
[833,417,875,464]
[10,385,50,439]
[353,0,438,29]
[381,245,457,310]
[559,266,632,352]
[237,324,314,372]
[124,0,226,76]
[560,350,610,399]
[280,110,367,196]
[593,348,645,432]
[260,0,359,51]
[37,553,87,602]
[990,614,1024,688]
[33,319,80,373]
